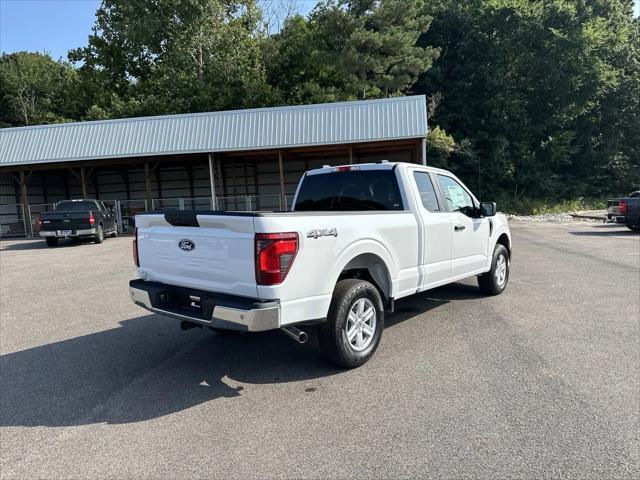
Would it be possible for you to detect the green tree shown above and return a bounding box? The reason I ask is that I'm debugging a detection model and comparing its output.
[71,0,272,115]
[576,4,640,195]
[0,52,80,127]
[416,0,639,200]
[268,0,438,103]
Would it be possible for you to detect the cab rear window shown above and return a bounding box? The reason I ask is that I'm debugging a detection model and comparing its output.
[55,201,98,211]
[294,169,404,211]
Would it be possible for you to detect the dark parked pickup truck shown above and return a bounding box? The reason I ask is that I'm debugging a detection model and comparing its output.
[38,199,118,246]
[606,191,640,232]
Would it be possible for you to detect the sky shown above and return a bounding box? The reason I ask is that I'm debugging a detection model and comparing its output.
[1,0,639,61]
[0,0,100,60]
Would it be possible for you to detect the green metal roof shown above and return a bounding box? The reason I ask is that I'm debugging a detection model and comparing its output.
[0,96,427,167]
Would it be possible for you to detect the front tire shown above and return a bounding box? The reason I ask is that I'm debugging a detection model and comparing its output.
[45,237,58,247]
[94,225,104,244]
[626,225,640,232]
[478,244,510,295]
[318,279,384,368]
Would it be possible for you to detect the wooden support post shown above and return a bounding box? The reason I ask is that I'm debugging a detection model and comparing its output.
[278,150,285,211]
[92,169,99,199]
[118,169,131,200]
[187,165,195,199]
[154,168,162,201]
[80,166,88,198]
[208,153,216,209]
[253,161,259,210]
[19,170,29,236]
[144,162,152,207]
[348,145,353,165]
[243,160,250,210]
[231,158,236,196]
[243,160,249,195]
[11,175,20,207]
[42,174,48,203]
[421,137,427,166]
[218,158,225,196]
[64,172,70,199]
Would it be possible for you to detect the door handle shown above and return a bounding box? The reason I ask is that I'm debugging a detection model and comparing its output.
[454,225,466,231]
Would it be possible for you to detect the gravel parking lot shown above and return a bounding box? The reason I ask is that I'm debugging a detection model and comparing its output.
[1,221,638,479]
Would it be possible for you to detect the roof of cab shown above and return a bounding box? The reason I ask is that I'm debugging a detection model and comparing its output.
[306,161,451,176]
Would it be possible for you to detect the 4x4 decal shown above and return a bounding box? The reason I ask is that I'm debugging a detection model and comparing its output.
[306,228,338,239]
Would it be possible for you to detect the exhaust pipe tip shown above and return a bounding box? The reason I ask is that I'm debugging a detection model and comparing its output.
[281,326,308,344]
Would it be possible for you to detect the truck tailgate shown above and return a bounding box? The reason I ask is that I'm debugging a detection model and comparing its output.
[41,212,92,230]
[136,213,258,298]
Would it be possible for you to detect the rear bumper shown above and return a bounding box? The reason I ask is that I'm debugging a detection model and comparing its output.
[128,279,280,332]
[39,228,96,237]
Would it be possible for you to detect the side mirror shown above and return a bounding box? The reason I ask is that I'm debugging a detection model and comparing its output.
[480,202,496,217]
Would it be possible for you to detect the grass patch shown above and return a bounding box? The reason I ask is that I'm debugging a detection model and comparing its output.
[498,198,606,215]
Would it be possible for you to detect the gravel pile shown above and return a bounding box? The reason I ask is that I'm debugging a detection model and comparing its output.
[505,212,600,223]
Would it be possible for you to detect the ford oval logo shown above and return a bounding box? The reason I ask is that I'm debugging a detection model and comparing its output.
[178,239,195,252]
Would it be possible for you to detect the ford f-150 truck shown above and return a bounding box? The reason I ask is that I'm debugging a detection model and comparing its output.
[606,191,640,231]
[129,162,511,368]
[38,199,118,246]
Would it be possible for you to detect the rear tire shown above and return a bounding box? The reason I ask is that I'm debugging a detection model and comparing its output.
[94,225,104,244]
[318,279,384,369]
[478,244,510,295]
[45,237,58,247]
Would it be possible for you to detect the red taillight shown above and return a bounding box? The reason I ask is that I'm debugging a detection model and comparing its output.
[133,227,140,267]
[37,216,43,227]
[255,232,298,285]
[89,212,95,225]
[619,200,628,215]
[335,165,360,172]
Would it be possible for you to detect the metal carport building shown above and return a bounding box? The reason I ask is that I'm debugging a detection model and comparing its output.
[0,95,428,237]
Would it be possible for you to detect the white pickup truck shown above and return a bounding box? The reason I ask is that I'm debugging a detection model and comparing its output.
[130,162,511,368]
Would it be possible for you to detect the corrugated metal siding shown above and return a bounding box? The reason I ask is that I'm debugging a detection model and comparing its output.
[0,96,427,167]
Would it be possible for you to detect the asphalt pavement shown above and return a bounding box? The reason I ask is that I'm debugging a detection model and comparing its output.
[1,221,638,479]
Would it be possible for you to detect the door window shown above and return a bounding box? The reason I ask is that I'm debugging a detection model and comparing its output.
[413,172,440,212]
[436,175,474,215]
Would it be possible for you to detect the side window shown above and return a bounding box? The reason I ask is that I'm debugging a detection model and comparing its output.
[413,172,440,212]
[436,175,474,214]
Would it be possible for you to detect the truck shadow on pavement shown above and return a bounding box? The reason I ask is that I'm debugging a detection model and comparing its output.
[0,240,52,251]
[0,283,483,427]
[568,224,639,236]
[0,239,92,251]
